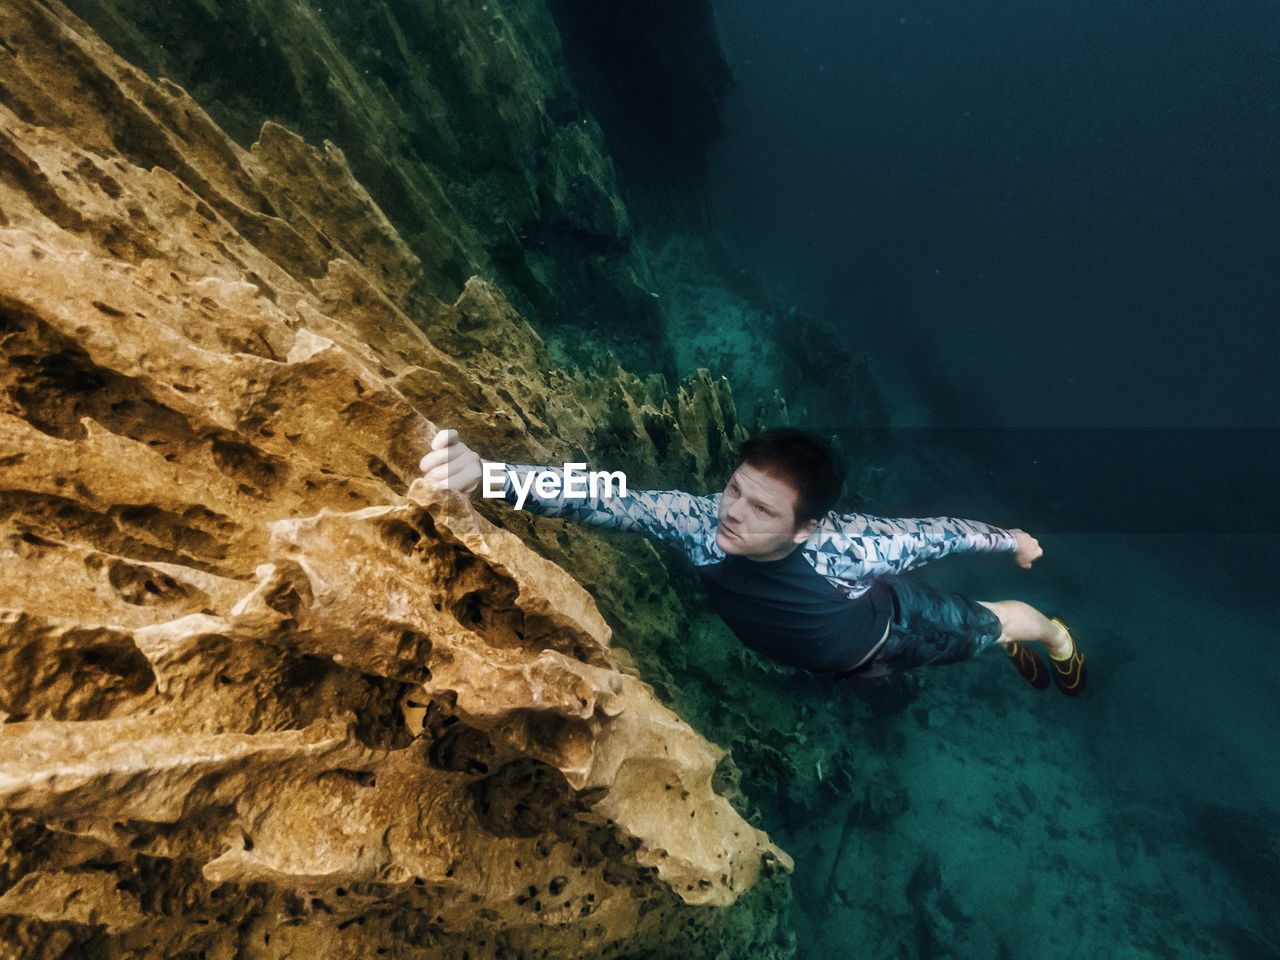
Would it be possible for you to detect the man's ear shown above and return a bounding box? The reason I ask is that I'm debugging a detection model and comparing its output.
[792,518,820,543]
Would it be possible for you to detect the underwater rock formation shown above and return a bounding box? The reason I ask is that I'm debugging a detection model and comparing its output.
[0,1,791,956]
[56,0,714,374]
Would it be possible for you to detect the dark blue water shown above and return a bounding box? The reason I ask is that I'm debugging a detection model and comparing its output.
[705,2,1280,957]
[709,0,1280,429]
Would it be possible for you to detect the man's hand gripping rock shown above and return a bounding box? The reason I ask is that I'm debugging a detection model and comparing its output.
[418,428,484,497]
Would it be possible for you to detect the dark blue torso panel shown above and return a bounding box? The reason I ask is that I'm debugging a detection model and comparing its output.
[696,549,894,671]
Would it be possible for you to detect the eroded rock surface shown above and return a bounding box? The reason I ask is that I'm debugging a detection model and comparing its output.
[0,2,791,956]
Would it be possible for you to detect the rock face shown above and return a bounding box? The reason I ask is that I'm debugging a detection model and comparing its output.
[56,0,725,374]
[0,2,790,957]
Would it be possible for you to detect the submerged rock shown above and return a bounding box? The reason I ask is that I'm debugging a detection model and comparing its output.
[0,1,791,956]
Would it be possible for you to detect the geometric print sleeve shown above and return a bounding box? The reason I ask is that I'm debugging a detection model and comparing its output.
[490,463,724,567]
[805,511,1020,595]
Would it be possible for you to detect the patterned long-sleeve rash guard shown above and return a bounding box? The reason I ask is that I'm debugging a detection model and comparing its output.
[492,464,1019,674]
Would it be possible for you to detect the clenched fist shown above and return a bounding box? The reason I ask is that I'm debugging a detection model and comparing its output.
[1009,528,1043,569]
[418,429,483,496]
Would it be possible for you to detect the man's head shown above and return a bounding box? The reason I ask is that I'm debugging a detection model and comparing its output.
[715,428,845,561]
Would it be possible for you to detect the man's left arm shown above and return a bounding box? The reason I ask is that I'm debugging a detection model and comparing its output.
[808,512,1037,584]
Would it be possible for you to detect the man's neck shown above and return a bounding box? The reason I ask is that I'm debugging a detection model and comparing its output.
[742,540,803,563]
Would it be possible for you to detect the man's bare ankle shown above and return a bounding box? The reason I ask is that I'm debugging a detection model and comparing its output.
[1044,620,1072,660]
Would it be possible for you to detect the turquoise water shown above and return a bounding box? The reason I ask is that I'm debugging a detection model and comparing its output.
[698,1,1280,956]
[640,408,1280,957]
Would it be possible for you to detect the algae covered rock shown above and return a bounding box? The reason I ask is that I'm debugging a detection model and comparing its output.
[58,0,677,372]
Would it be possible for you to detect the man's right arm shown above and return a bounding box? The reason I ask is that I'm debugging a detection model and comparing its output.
[419,429,720,560]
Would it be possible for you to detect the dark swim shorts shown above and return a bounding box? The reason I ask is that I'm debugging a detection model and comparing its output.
[848,573,1005,678]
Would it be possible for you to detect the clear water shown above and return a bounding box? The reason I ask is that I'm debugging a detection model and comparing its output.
[699,1,1280,956]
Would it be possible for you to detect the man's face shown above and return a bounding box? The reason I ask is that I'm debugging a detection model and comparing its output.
[716,462,819,561]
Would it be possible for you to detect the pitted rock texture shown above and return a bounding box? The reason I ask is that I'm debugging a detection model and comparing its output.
[0,2,792,957]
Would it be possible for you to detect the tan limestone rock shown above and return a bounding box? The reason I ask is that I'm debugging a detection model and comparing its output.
[0,1,791,957]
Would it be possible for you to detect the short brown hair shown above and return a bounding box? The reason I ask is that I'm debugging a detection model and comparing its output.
[736,428,845,523]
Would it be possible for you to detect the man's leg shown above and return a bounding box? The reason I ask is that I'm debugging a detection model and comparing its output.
[866,575,1011,672]
[976,600,1072,659]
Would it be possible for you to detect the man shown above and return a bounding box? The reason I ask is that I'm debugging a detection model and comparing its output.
[419,427,1084,694]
